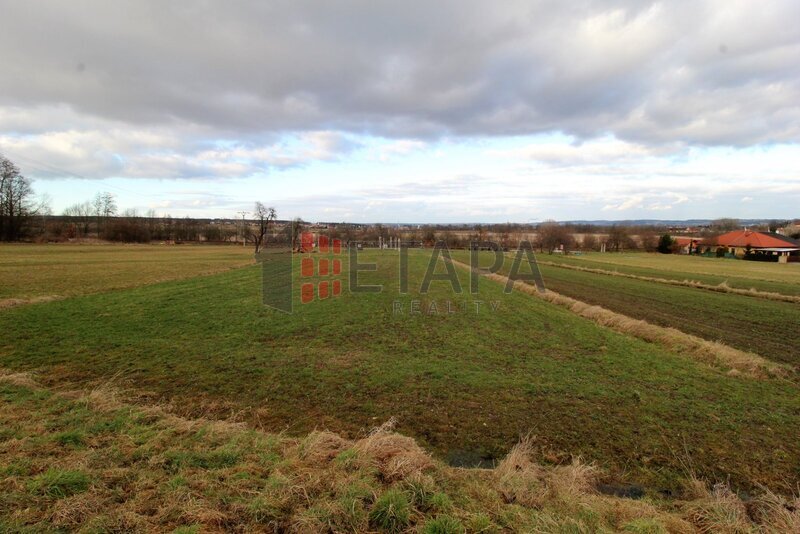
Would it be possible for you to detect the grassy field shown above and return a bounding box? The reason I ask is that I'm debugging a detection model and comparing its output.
[5,373,796,532]
[536,264,800,368]
[542,252,800,296]
[453,250,800,367]
[0,244,253,303]
[2,247,800,499]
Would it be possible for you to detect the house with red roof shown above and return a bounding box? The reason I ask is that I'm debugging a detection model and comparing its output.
[671,236,702,254]
[712,230,800,262]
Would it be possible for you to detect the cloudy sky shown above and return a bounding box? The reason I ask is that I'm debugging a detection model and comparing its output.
[1,0,798,222]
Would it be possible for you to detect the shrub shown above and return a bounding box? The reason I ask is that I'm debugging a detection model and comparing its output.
[657,234,673,254]
[369,489,410,532]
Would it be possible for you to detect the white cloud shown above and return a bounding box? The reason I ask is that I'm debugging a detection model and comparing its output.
[602,196,645,211]
[1,1,799,221]
[0,1,798,144]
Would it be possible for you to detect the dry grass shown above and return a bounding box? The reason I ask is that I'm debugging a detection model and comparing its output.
[748,488,800,532]
[451,259,790,379]
[685,483,753,533]
[0,370,40,388]
[1,371,799,532]
[354,418,434,482]
[536,259,800,304]
[0,295,61,309]
[300,430,351,463]
[0,243,253,302]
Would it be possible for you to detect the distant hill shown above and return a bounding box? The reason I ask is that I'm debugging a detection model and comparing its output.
[557,219,771,227]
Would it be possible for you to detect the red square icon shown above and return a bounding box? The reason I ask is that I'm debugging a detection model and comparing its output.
[319,258,329,276]
[301,232,314,251]
[301,257,314,277]
[318,281,329,299]
[333,259,341,275]
[319,235,329,253]
[333,239,342,254]
[301,283,314,303]
[333,279,341,296]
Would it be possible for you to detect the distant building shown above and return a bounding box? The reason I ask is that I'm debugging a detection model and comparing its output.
[671,236,701,254]
[712,230,800,262]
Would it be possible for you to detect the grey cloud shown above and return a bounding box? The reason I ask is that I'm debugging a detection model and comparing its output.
[0,0,798,146]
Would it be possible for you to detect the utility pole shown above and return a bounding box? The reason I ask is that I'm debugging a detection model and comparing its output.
[237,211,249,246]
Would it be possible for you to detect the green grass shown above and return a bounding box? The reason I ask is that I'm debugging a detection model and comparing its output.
[1,249,799,494]
[535,263,800,366]
[27,468,91,498]
[421,514,464,533]
[543,252,800,296]
[0,243,252,301]
[452,250,800,366]
[369,489,411,532]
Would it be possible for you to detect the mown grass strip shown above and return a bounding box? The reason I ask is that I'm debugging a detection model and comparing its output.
[450,258,791,379]
[543,254,800,299]
[535,258,800,304]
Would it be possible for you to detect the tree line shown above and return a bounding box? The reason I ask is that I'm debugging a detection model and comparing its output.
[4,154,794,247]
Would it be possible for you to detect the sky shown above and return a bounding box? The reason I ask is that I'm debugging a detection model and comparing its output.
[0,0,798,223]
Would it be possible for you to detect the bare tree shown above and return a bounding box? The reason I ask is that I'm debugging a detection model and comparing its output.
[93,191,117,237]
[711,218,741,233]
[93,191,117,218]
[0,155,35,241]
[538,220,573,254]
[338,223,356,246]
[63,201,94,237]
[289,217,305,251]
[639,230,659,252]
[606,224,629,252]
[250,202,277,253]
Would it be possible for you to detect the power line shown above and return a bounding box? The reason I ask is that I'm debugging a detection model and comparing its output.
[4,152,156,199]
